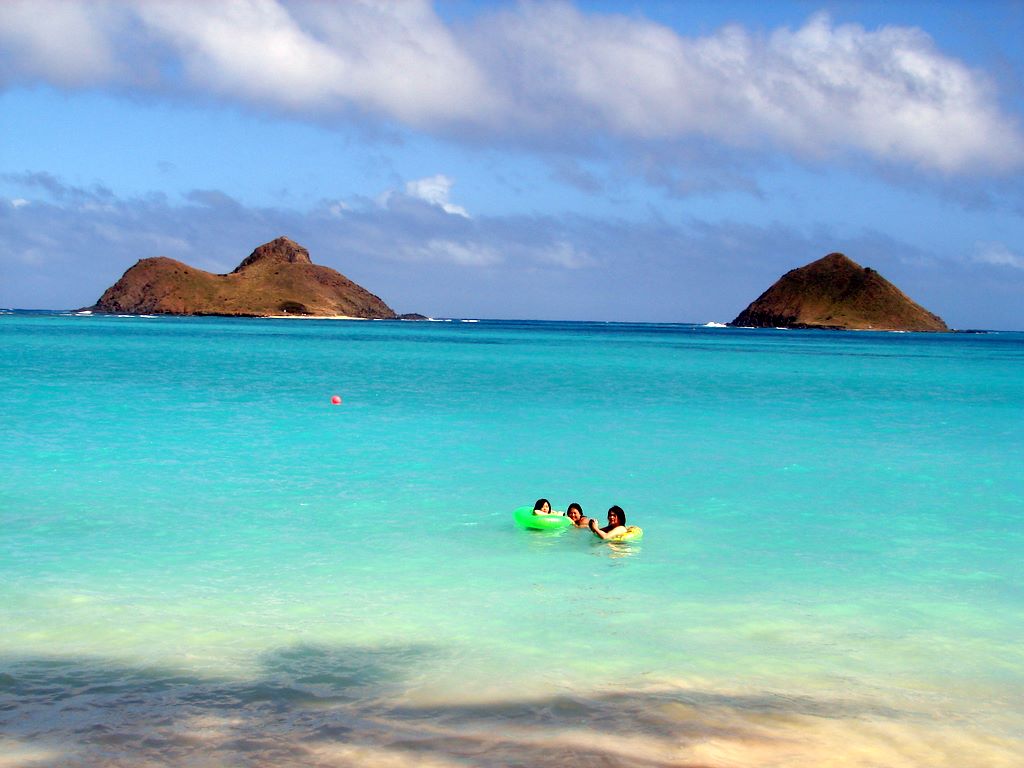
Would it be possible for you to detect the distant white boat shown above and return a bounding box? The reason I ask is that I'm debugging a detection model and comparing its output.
[704,321,727,328]
[74,310,93,316]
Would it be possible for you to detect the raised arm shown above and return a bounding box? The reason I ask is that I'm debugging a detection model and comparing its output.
[589,519,626,539]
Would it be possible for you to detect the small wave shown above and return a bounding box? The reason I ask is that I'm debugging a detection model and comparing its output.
[704,322,727,328]
[75,310,93,316]
[461,319,479,323]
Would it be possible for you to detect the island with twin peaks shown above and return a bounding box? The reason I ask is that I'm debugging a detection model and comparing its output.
[89,237,402,318]
[729,252,949,332]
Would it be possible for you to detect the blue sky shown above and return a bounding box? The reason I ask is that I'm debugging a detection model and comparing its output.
[2,1,1023,328]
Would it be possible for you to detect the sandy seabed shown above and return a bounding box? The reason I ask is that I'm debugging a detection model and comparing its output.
[2,667,1021,768]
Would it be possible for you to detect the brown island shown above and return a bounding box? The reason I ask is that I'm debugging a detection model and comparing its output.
[89,237,404,319]
[729,252,948,332]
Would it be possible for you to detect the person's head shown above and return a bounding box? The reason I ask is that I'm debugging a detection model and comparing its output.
[607,505,626,526]
[566,503,583,522]
[533,498,551,513]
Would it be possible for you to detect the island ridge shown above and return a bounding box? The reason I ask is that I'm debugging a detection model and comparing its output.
[89,237,397,318]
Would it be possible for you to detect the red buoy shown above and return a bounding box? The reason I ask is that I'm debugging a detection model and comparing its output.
[330,395,342,405]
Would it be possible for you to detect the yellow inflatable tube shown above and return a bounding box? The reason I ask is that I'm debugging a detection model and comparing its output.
[605,525,643,542]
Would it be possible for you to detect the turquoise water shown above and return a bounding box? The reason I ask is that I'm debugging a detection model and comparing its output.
[2,311,1022,767]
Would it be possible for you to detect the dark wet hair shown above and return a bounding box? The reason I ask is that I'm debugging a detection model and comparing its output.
[566,502,583,516]
[533,498,551,512]
[606,505,626,527]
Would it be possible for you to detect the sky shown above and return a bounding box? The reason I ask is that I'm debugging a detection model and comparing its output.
[1,1,1023,328]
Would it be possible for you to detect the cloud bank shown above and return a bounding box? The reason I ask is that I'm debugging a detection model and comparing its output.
[1,0,1021,175]
[5,174,1021,329]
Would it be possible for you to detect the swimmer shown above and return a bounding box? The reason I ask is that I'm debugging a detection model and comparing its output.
[565,502,591,528]
[588,505,628,539]
[532,498,563,516]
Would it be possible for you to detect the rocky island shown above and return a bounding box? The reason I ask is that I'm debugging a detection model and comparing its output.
[89,237,397,318]
[730,252,948,332]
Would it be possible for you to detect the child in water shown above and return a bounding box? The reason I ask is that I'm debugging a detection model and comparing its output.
[565,502,591,528]
[588,505,628,539]
[531,498,563,516]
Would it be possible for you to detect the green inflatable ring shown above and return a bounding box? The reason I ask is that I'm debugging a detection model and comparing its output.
[513,505,572,530]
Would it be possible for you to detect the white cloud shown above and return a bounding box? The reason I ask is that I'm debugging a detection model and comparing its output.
[10,198,30,208]
[476,7,1023,172]
[0,1,125,86]
[0,2,1021,174]
[973,241,1024,269]
[539,241,593,269]
[132,0,344,111]
[404,239,501,266]
[404,175,469,218]
[131,0,497,121]
[327,200,351,217]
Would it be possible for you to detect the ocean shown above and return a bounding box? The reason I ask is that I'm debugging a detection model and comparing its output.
[2,311,1022,767]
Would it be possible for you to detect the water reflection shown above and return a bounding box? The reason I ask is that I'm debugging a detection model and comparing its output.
[598,539,642,559]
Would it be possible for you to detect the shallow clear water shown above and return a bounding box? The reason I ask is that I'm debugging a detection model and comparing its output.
[2,312,1022,766]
